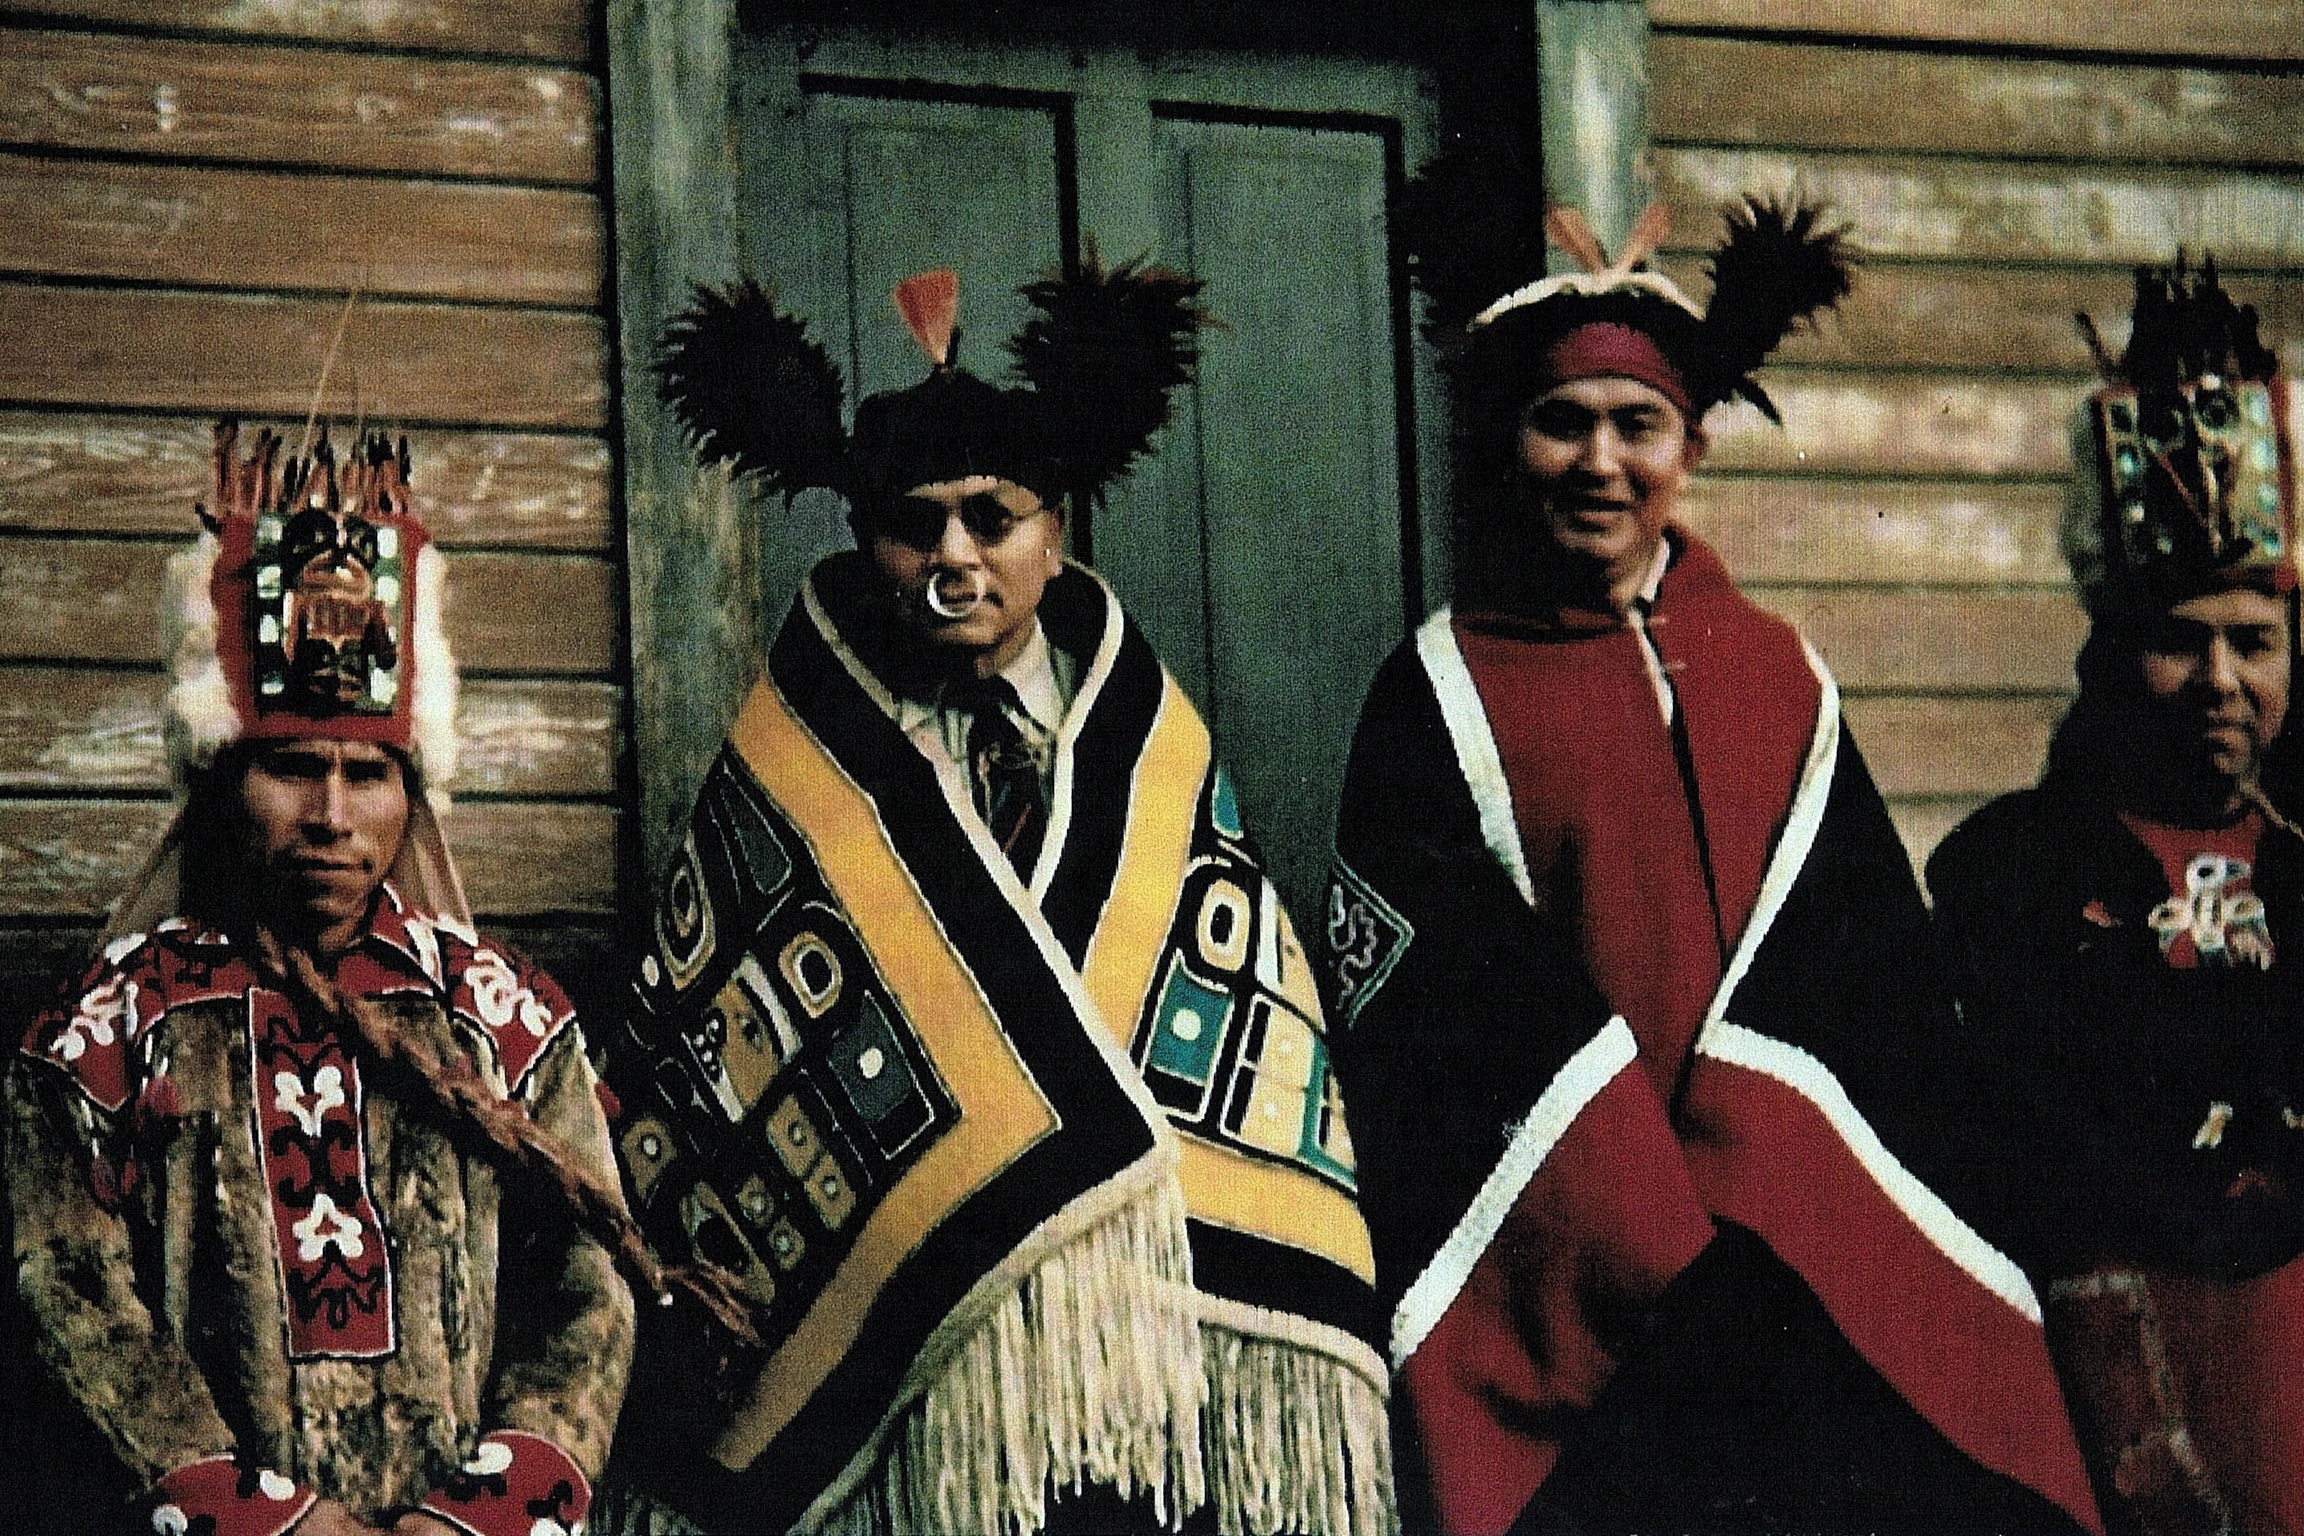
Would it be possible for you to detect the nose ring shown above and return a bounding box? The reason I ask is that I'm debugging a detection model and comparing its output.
[925,568,987,619]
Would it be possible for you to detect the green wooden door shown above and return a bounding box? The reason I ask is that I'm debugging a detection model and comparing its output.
[731,29,1444,914]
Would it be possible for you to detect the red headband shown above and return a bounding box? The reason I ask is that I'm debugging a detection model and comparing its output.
[1536,321,1693,417]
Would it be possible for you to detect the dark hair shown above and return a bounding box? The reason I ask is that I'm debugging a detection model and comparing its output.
[2040,622,2151,797]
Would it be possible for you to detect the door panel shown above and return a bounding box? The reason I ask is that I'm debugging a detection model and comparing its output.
[735,30,1436,915]
[816,94,1065,403]
[1152,116,1405,908]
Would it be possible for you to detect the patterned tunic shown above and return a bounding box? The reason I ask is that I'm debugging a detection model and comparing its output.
[8,887,634,1536]
[1932,789,2304,1536]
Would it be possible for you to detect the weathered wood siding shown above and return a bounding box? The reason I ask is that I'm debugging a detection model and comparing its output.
[1649,1,2304,870]
[0,3,621,996]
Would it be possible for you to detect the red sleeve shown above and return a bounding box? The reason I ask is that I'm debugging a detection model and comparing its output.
[418,1430,592,1536]
[148,1455,315,1536]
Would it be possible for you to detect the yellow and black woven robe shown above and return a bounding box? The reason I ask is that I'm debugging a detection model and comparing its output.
[605,555,1390,1536]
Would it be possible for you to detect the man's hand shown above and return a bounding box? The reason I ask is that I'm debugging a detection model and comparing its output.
[293,1499,392,1536]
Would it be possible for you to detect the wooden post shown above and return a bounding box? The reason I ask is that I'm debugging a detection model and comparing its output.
[1534,0,1651,268]
[604,0,755,891]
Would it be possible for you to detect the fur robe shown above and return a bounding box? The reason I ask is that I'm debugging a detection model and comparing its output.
[8,891,633,1536]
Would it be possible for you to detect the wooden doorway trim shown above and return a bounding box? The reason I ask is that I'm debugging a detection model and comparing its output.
[606,0,757,887]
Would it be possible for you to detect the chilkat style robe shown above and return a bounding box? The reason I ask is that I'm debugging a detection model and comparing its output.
[604,556,1391,1536]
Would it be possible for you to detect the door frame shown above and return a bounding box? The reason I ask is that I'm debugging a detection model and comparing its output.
[604,0,1562,891]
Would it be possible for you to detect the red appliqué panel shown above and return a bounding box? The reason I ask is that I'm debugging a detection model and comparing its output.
[149,1454,314,1536]
[246,985,396,1359]
[21,924,252,1113]
[448,944,577,1093]
[419,1430,592,1536]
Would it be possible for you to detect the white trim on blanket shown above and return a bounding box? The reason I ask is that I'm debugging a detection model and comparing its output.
[1698,638,1841,1038]
[1030,563,1127,902]
[794,575,1178,1146]
[1413,610,1536,907]
[802,563,1128,904]
[804,573,903,720]
[1390,1017,1639,1368]
[1689,640,2043,1326]
[1698,1022,2044,1325]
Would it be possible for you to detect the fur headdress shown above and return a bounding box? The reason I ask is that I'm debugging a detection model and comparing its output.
[2064,254,2296,616]
[653,245,1206,522]
[105,419,473,942]
[165,420,458,792]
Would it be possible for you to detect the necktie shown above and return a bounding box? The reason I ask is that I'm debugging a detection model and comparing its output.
[956,677,1047,876]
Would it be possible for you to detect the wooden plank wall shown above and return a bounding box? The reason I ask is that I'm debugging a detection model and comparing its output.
[1648,1,2304,872]
[0,2,625,1002]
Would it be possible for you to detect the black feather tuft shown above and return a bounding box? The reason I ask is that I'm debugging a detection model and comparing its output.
[1009,244,1206,511]
[2115,252,2281,393]
[1690,197,1857,416]
[654,279,850,500]
[1397,142,1550,339]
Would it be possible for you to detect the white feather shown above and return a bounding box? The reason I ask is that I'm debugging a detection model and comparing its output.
[159,532,240,781]
[408,540,460,801]
[1469,266,1704,332]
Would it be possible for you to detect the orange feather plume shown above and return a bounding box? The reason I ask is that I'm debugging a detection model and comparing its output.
[1543,206,1609,275]
[894,269,959,367]
[1611,204,1673,273]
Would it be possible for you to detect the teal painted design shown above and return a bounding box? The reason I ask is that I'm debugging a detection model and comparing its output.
[1209,764,1244,841]
[1144,958,1233,1114]
[1294,1035,1355,1186]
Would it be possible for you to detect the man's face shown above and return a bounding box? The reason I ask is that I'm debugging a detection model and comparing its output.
[236,738,409,954]
[1515,376,1704,596]
[2136,586,2291,809]
[866,475,1063,677]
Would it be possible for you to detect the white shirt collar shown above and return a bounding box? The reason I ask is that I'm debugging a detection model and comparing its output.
[893,620,1062,739]
[1631,534,1672,611]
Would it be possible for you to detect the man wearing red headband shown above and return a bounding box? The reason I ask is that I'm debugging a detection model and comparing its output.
[1320,202,2104,1534]
[7,426,644,1536]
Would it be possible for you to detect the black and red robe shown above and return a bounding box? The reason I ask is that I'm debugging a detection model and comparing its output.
[1321,531,2100,1535]
[1930,784,2304,1536]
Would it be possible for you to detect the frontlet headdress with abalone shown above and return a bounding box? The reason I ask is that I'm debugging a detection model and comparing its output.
[166,421,457,788]
[2065,254,2298,616]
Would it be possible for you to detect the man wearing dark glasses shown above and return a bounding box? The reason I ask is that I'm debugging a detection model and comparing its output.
[855,470,1071,871]
[591,263,1393,1536]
